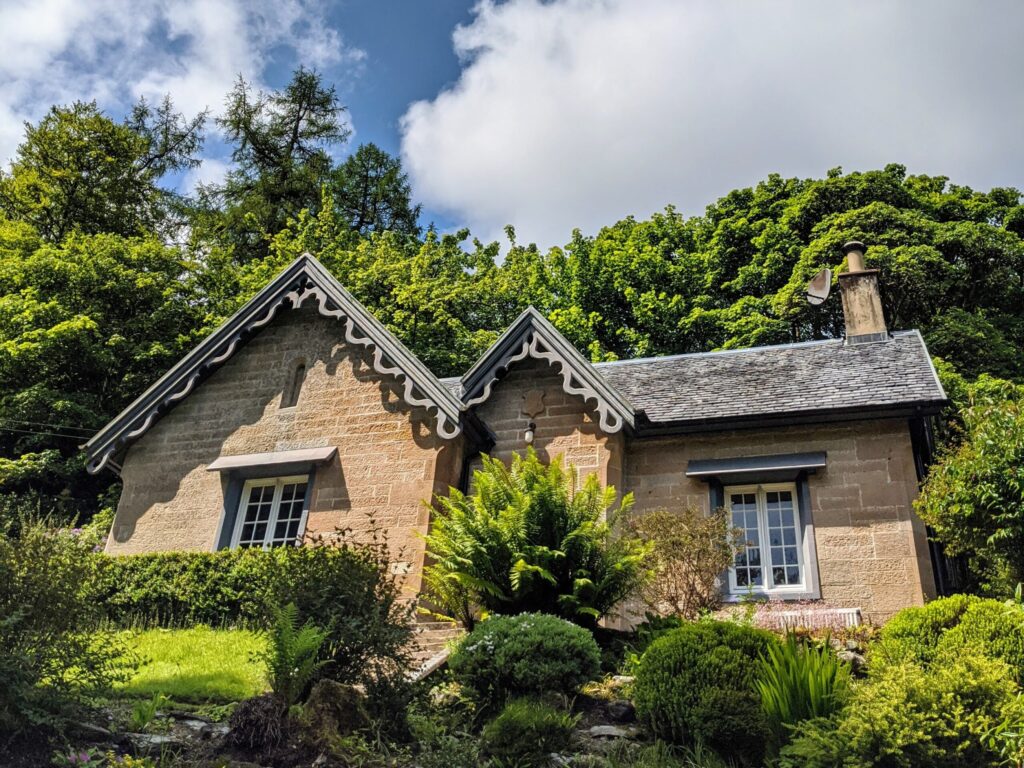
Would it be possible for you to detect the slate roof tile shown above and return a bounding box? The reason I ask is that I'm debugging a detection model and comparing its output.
[444,330,946,427]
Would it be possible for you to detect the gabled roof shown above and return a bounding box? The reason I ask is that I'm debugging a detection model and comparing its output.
[458,307,637,433]
[85,253,466,474]
[595,330,947,431]
[442,330,947,434]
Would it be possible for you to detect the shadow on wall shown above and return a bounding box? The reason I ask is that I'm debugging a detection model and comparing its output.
[110,305,452,547]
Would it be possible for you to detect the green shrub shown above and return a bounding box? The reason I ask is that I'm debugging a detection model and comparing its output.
[595,740,730,768]
[876,595,1024,682]
[480,698,578,766]
[874,594,978,666]
[755,633,851,756]
[449,613,601,708]
[90,532,414,686]
[0,520,131,735]
[424,448,650,628]
[779,653,1019,768]
[632,620,777,765]
[939,600,1024,683]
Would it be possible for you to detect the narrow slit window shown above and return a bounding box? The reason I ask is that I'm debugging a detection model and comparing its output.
[281,362,306,408]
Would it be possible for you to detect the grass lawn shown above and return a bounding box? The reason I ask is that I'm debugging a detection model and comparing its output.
[117,626,268,703]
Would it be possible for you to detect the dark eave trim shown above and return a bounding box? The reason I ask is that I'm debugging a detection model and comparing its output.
[632,399,949,438]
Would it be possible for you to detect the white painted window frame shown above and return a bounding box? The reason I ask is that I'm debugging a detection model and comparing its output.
[725,482,808,597]
[230,475,310,549]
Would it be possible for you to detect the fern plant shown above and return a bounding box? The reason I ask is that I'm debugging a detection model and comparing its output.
[261,602,329,705]
[129,692,170,732]
[422,448,650,628]
[755,632,851,756]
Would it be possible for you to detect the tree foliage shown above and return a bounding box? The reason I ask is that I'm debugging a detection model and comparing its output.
[3,74,1024,530]
[916,378,1024,590]
[0,221,209,521]
[0,99,204,241]
[422,448,650,628]
[203,67,349,261]
[332,142,421,236]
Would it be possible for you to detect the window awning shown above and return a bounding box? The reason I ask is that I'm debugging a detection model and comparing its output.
[206,446,337,473]
[686,452,826,483]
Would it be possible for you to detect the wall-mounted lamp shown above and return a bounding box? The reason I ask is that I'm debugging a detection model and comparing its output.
[524,422,536,445]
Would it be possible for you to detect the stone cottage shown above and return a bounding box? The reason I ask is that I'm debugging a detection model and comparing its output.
[86,244,947,622]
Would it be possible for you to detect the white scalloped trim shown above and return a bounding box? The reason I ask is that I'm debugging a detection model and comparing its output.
[463,331,626,433]
[88,284,461,473]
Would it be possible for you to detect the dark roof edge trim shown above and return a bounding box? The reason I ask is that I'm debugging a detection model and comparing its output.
[635,400,948,437]
[687,452,827,478]
[459,307,636,434]
[85,254,465,475]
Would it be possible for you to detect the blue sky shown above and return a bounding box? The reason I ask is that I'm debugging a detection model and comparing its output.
[1,1,1023,247]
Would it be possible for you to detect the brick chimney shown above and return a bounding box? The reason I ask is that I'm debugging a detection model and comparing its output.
[838,241,888,344]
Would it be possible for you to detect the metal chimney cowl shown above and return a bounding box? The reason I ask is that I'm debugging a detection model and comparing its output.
[838,241,889,344]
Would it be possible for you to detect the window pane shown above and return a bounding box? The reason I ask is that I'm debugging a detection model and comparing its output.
[267,482,307,547]
[238,484,274,547]
[730,492,762,589]
[765,488,802,587]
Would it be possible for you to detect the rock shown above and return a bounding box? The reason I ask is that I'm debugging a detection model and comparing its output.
[610,675,634,687]
[588,725,641,740]
[127,732,185,755]
[837,648,866,674]
[605,700,636,723]
[200,722,230,740]
[169,709,213,724]
[68,721,115,742]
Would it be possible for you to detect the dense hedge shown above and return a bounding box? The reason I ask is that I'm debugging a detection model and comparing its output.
[90,542,413,684]
[92,548,275,626]
[633,620,778,766]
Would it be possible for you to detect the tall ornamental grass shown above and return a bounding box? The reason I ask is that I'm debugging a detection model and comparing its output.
[755,632,851,755]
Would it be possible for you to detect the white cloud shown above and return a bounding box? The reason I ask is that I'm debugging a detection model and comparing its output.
[0,0,362,165]
[401,0,1024,248]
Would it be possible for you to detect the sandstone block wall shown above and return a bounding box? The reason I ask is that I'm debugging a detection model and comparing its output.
[110,309,936,623]
[624,418,936,622]
[465,359,933,622]
[109,305,462,595]
[471,357,625,490]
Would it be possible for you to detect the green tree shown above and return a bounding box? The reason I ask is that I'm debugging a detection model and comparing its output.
[330,143,421,236]
[915,379,1024,591]
[0,218,209,522]
[204,67,350,261]
[0,99,204,241]
[422,448,650,628]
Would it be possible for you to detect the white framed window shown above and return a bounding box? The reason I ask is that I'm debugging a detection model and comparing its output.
[231,476,310,549]
[726,482,805,595]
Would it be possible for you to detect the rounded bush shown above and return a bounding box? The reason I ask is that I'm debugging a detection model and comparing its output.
[937,600,1024,683]
[449,613,601,706]
[633,620,778,765]
[480,698,577,764]
[875,594,978,666]
[876,595,1024,682]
